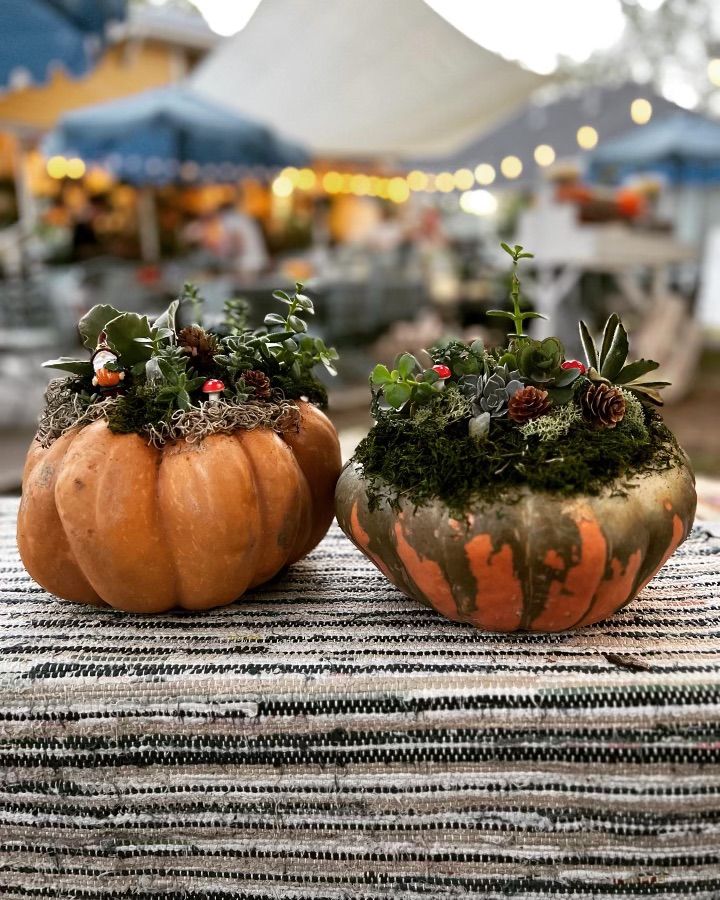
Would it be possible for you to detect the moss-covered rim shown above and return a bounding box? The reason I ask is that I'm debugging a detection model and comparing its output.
[352,406,687,516]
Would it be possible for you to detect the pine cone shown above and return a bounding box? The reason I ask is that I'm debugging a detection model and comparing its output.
[178,326,218,374]
[581,383,626,428]
[507,385,551,424]
[241,369,272,400]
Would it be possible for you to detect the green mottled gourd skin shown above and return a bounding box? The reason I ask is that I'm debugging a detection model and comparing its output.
[335,458,696,632]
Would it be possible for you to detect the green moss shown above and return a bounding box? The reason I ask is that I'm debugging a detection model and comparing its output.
[106,385,170,434]
[354,405,683,514]
[520,402,582,442]
[273,372,328,409]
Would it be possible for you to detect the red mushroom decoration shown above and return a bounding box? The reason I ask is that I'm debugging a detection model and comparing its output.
[202,378,225,402]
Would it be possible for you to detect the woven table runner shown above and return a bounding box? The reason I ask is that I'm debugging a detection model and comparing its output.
[0,496,719,898]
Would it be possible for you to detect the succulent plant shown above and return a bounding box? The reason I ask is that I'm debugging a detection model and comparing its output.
[462,364,523,419]
[579,314,669,406]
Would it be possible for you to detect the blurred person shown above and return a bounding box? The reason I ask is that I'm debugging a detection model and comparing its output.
[70,195,107,262]
[216,195,269,276]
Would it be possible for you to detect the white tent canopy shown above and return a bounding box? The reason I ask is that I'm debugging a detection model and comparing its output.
[191,0,547,158]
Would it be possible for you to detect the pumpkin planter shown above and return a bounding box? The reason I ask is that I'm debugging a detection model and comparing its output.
[18,284,341,613]
[336,460,695,632]
[336,243,696,633]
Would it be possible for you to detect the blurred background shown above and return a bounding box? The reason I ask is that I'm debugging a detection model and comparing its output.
[0,0,718,517]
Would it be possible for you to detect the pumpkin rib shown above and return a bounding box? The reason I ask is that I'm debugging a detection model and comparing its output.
[239,428,305,587]
[281,401,341,561]
[156,433,263,610]
[17,433,101,605]
[54,422,178,613]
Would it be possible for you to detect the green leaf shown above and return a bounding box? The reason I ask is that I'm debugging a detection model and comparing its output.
[295,293,314,313]
[599,321,629,381]
[579,320,599,371]
[153,300,179,333]
[104,313,153,366]
[264,313,286,327]
[487,309,515,320]
[616,359,660,384]
[396,352,419,378]
[320,355,337,376]
[78,304,122,349]
[518,310,547,321]
[272,290,292,305]
[371,364,392,385]
[287,315,307,333]
[500,242,513,256]
[384,382,412,409]
[598,314,621,370]
[42,357,93,376]
[553,367,581,388]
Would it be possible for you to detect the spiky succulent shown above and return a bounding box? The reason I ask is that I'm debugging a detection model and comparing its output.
[579,314,669,406]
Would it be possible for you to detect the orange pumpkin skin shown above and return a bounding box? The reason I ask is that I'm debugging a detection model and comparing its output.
[17,401,341,613]
[335,458,696,632]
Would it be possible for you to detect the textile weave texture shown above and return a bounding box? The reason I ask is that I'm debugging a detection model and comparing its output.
[0,496,719,898]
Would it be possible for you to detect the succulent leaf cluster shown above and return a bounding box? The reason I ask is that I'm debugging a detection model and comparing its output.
[42,282,338,426]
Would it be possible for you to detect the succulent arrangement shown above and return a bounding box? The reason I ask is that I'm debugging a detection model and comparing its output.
[39,283,338,447]
[357,243,683,512]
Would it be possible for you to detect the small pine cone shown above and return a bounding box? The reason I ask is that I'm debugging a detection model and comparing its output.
[581,383,626,428]
[178,325,218,374]
[241,369,272,400]
[507,385,551,424]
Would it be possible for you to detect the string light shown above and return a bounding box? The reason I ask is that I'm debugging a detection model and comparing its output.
[708,58,720,86]
[271,174,294,197]
[350,173,371,195]
[453,168,475,190]
[46,156,67,179]
[65,158,86,179]
[296,168,316,190]
[533,144,555,167]
[630,98,652,125]
[500,155,523,179]
[406,170,429,191]
[388,176,410,203]
[322,171,343,193]
[435,172,455,193]
[577,125,598,149]
[474,163,496,185]
[281,166,299,184]
[459,189,497,216]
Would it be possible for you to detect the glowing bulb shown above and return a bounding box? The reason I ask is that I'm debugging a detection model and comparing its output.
[296,168,316,190]
[46,156,67,179]
[453,168,475,191]
[65,158,86,179]
[630,98,652,125]
[388,176,410,203]
[474,163,496,186]
[533,144,556,167]
[281,166,299,184]
[708,58,720,87]
[322,171,343,194]
[435,172,455,193]
[368,175,382,196]
[500,155,523,179]
[271,175,294,198]
[459,189,498,216]
[577,125,598,150]
[350,174,370,195]
[406,170,429,191]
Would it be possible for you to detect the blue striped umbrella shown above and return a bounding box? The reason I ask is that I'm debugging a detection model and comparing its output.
[43,85,309,184]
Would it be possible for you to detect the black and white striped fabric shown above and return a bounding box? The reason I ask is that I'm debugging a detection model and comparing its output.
[1,496,719,898]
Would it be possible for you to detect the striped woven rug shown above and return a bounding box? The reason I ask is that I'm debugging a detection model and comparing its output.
[0,496,719,898]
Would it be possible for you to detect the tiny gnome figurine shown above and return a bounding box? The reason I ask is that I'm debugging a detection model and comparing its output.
[91,335,125,389]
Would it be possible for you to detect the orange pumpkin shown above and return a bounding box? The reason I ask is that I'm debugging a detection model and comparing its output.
[18,401,341,613]
[335,458,696,632]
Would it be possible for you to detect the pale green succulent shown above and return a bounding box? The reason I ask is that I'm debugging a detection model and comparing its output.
[462,364,524,419]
